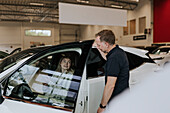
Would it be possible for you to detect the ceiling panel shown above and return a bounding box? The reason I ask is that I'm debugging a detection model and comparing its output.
[0,0,139,23]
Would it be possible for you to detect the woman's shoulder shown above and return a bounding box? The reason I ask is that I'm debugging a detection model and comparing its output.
[66,69,74,74]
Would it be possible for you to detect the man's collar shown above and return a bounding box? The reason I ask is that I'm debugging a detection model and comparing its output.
[106,45,119,58]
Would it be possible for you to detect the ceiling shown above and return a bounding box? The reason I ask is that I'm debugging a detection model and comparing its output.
[0,0,139,24]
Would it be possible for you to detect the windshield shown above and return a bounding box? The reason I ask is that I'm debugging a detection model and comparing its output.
[0,51,9,59]
[152,48,170,55]
[0,46,50,73]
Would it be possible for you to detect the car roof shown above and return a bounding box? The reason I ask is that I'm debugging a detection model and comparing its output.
[120,46,148,58]
[25,40,149,59]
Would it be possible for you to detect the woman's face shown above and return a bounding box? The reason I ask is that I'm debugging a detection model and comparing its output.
[60,58,71,71]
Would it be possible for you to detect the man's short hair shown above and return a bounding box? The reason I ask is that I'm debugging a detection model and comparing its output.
[95,30,115,45]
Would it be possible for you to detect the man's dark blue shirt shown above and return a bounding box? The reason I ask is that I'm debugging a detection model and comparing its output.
[105,45,129,100]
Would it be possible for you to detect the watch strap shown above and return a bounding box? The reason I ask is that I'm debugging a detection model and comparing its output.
[99,104,106,108]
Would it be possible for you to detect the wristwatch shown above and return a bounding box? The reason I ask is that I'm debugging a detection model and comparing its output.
[99,104,106,109]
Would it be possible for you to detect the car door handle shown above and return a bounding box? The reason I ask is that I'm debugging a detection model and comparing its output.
[79,101,83,106]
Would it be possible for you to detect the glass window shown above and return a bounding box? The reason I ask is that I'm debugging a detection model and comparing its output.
[25,30,51,37]
[86,48,106,79]
[152,48,170,55]
[0,51,9,59]
[125,52,154,70]
[86,48,154,78]
[5,48,82,110]
[0,46,50,73]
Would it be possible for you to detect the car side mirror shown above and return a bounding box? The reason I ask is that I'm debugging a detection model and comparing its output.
[0,85,4,104]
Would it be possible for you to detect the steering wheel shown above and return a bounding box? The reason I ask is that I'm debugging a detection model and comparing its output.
[10,83,37,100]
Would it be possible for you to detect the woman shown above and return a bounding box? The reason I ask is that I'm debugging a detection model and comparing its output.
[36,56,75,107]
[56,56,74,74]
[45,56,75,107]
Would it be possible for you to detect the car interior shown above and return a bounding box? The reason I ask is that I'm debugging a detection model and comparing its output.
[4,49,82,110]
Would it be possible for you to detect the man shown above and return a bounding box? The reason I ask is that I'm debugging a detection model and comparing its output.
[95,30,129,113]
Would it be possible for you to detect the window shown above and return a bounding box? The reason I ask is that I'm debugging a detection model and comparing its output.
[123,21,129,35]
[125,52,153,70]
[0,46,49,73]
[0,51,9,59]
[130,19,136,34]
[25,30,51,37]
[5,48,82,110]
[152,48,170,55]
[86,48,106,79]
[139,17,146,33]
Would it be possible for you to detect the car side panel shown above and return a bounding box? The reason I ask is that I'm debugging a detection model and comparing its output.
[129,63,157,89]
[0,99,72,113]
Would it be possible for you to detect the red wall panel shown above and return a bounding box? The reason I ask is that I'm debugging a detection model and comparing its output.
[154,0,170,43]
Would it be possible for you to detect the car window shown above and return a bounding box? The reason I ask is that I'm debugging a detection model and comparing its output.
[125,52,154,70]
[0,46,50,73]
[0,51,9,59]
[4,48,82,111]
[86,48,153,76]
[86,48,106,79]
[152,48,170,55]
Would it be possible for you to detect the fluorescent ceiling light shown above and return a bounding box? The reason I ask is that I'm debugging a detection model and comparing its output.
[131,0,139,2]
[30,3,44,6]
[110,5,123,8]
[77,0,89,3]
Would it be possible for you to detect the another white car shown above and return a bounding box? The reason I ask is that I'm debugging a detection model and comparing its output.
[149,46,170,68]
[106,63,170,113]
[149,46,170,59]
[0,40,165,113]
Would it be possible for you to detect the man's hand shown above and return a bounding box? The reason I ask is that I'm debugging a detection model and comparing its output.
[97,107,105,113]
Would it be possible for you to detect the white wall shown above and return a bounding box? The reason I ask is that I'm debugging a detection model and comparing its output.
[80,0,153,47]
[80,25,122,44]
[0,22,81,52]
[59,24,80,44]
[119,0,152,46]
[0,22,21,53]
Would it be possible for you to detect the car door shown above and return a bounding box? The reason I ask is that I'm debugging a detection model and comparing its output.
[0,40,93,113]
[85,48,106,113]
[84,47,156,113]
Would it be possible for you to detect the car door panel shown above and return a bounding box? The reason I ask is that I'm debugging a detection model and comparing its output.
[129,63,156,89]
[87,77,105,113]
[0,99,72,113]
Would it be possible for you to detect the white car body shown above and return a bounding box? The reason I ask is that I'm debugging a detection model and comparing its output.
[105,64,170,113]
[0,40,166,113]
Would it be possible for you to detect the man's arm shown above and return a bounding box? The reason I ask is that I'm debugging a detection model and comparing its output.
[93,41,107,60]
[97,76,117,113]
[97,48,107,60]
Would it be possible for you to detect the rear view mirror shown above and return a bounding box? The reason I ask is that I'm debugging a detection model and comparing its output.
[0,85,4,104]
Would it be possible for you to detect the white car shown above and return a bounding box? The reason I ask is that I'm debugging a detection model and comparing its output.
[149,46,170,59]
[149,46,170,68]
[105,63,170,113]
[0,40,164,113]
